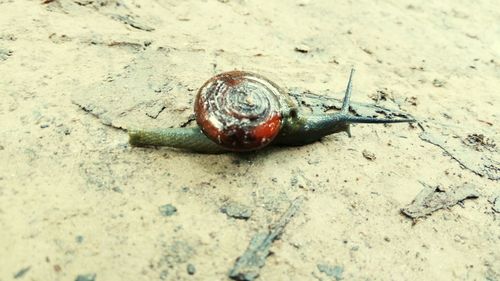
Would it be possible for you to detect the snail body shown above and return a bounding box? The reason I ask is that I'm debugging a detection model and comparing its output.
[129,69,414,153]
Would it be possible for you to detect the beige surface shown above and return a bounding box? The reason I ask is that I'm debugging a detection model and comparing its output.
[0,0,499,280]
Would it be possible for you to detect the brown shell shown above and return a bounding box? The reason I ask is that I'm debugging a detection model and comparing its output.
[194,71,286,151]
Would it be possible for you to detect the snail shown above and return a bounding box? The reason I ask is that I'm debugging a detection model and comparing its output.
[128,69,415,153]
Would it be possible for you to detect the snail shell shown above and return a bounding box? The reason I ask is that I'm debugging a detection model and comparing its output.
[194,71,290,151]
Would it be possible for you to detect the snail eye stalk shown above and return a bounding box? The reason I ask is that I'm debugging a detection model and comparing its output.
[338,68,415,128]
[341,68,355,114]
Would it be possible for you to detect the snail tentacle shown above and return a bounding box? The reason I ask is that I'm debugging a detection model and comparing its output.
[341,68,355,114]
[340,68,355,136]
[275,69,415,145]
[335,69,415,125]
[336,68,415,136]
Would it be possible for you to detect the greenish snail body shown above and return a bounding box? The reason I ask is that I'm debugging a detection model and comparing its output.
[129,69,415,153]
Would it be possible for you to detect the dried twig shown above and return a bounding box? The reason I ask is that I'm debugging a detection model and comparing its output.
[229,196,304,281]
[401,182,479,221]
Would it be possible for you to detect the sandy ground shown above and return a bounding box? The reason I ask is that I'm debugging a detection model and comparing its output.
[0,0,499,280]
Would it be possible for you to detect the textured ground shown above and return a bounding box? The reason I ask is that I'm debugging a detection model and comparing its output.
[0,0,499,280]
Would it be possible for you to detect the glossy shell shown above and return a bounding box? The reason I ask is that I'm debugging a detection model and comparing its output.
[195,71,286,151]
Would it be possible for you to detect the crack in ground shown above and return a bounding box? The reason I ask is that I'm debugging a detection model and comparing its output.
[73,101,127,131]
[419,131,499,181]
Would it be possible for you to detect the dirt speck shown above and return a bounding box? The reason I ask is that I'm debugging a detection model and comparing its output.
[362,150,376,161]
[159,204,178,217]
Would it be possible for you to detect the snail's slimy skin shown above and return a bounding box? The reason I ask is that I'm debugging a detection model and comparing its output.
[128,69,415,153]
[129,127,226,153]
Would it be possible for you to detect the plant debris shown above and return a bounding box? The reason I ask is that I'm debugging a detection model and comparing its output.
[14,266,31,279]
[220,201,253,220]
[401,182,479,220]
[228,196,304,281]
[462,133,496,152]
[111,14,155,32]
[317,264,344,281]
[489,196,500,213]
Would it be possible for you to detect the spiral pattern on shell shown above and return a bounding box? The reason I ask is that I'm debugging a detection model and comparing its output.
[195,71,286,151]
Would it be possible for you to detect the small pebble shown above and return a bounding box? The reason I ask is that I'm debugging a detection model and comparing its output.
[159,204,177,216]
[307,159,320,165]
[362,150,376,161]
[187,263,196,275]
[317,264,344,281]
[294,44,310,53]
[159,270,168,280]
[75,235,84,243]
[405,96,418,106]
[432,79,445,87]
[362,48,373,55]
[0,48,13,60]
[75,273,96,281]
